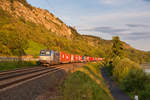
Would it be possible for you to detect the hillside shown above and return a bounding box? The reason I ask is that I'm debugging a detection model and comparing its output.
[0,0,150,64]
[0,0,72,37]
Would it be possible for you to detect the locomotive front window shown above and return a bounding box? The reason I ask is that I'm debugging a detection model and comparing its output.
[46,51,50,55]
[40,51,46,56]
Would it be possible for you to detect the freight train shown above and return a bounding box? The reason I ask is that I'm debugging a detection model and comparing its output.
[39,50,103,66]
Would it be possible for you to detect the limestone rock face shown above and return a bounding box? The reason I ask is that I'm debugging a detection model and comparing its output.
[0,0,72,37]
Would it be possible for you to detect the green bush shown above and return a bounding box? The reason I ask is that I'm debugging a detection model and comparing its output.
[139,83,150,100]
[112,58,140,81]
[121,69,150,95]
[107,56,150,99]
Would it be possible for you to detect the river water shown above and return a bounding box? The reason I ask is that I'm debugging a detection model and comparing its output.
[141,63,150,74]
[144,69,150,74]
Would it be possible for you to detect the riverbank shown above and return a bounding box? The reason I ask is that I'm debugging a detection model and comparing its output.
[141,62,150,69]
[141,62,150,74]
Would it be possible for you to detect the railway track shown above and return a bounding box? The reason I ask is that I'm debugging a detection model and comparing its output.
[0,67,45,76]
[0,66,63,91]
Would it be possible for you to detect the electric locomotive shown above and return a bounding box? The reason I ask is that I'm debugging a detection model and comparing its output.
[39,50,103,66]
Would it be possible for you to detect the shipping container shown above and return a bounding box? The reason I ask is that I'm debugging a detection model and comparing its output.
[87,56,89,62]
[74,55,79,62]
[83,56,87,62]
[79,56,82,62]
[82,56,85,62]
[89,57,94,61]
[60,52,71,63]
[71,55,74,62]
[99,58,103,61]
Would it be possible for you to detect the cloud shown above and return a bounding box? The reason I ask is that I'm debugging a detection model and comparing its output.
[100,0,120,4]
[122,32,150,40]
[124,35,150,40]
[126,24,149,28]
[79,11,150,27]
[77,10,150,41]
[130,32,150,36]
[80,26,128,35]
[99,0,150,5]
[99,0,131,5]
[80,25,150,40]
[143,0,150,2]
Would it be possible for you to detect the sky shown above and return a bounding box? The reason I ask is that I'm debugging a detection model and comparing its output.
[27,0,150,51]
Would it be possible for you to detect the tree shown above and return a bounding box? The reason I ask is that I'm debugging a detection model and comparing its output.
[0,43,11,56]
[111,36,124,59]
[17,32,28,57]
[0,32,11,56]
[45,37,52,50]
[105,36,124,74]
[7,32,29,57]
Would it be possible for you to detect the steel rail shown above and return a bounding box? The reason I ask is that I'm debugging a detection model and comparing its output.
[0,67,42,76]
[0,67,48,80]
[0,67,61,90]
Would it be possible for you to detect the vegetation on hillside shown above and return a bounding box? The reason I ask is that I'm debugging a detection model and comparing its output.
[111,36,124,58]
[105,36,150,100]
[0,7,105,57]
[8,0,33,10]
[109,57,150,100]
[60,63,113,100]
[0,1,150,64]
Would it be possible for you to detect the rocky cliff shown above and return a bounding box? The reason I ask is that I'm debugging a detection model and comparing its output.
[0,0,150,64]
[0,0,72,37]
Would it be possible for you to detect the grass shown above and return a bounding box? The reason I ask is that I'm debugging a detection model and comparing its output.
[60,62,114,100]
[25,40,46,56]
[0,61,39,71]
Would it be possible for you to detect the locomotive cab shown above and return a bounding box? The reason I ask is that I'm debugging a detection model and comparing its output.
[40,50,53,66]
[40,50,60,66]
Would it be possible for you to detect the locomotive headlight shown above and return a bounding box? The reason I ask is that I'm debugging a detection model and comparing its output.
[40,56,49,60]
[46,51,50,55]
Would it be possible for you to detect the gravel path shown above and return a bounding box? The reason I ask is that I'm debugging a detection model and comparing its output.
[101,67,132,100]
